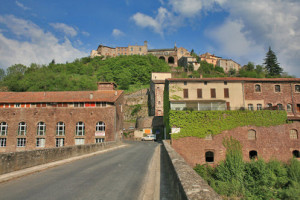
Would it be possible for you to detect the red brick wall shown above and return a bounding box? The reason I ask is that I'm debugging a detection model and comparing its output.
[0,106,119,152]
[155,83,165,116]
[172,122,300,167]
[244,82,300,115]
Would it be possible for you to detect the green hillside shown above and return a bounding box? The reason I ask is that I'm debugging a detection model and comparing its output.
[0,55,170,92]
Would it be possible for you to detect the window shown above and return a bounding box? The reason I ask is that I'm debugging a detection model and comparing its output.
[295,85,300,92]
[277,104,283,110]
[290,129,298,139]
[287,104,292,112]
[248,104,254,111]
[257,104,262,110]
[56,122,65,136]
[267,103,272,108]
[56,138,64,147]
[275,85,281,92]
[0,122,7,136]
[139,47,141,51]
[96,102,106,107]
[76,122,85,136]
[37,122,46,136]
[249,150,258,159]
[292,150,300,158]
[17,138,26,147]
[197,89,202,98]
[211,88,216,98]
[158,101,161,105]
[204,81,207,85]
[183,89,188,98]
[184,81,187,85]
[74,103,84,107]
[75,138,85,145]
[224,81,227,85]
[205,151,214,163]
[0,138,6,147]
[95,138,105,143]
[224,88,229,98]
[131,47,133,51]
[96,121,105,132]
[18,122,27,135]
[255,84,261,92]
[36,138,45,147]
[248,129,256,140]
[15,104,21,108]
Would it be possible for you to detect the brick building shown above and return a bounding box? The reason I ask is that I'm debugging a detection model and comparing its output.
[0,82,124,152]
[163,77,300,165]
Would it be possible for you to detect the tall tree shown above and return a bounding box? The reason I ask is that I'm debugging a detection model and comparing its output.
[264,47,282,76]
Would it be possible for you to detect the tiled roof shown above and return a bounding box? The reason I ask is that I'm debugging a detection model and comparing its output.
[168,77,300,82]
[0,90,123,103]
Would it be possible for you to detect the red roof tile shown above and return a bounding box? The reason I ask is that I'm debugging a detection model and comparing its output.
[168,77,300,82]
[0,90,123,103]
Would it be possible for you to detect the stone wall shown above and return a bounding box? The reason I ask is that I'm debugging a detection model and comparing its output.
[0,141,121,175]
[162,140,222,200]
[172,122,300,166]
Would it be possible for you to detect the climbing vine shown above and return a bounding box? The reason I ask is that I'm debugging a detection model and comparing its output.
[169,110,288,139]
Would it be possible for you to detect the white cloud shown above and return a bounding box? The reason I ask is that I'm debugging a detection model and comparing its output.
[112,29,125,37]
[15,1,30,10]
[132,7,180,35]
[50,22,77,37]
[0,15,88,69]
[81,31,90,37]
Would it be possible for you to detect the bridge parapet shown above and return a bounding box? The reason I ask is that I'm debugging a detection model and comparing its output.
[162,140,222,200]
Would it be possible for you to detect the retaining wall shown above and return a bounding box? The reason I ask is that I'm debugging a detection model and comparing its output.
[162,140,222,200]
[0,141,121,175]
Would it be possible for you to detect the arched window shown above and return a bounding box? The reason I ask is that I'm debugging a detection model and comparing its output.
[290,129,298,139]
[18,122,27,135]
[205,151,214,163]
[287,104,292,112]
[292,150,300,158]
[159,56,165,61]
[56,122,65,136]
[257,104,262,110]
[277,104,283,110]
[249,150,258,159]
[168,56,175,64]
[255,84,261,92]
[248,129,256,140]
[267,103,272,108]
[0,122,8,136]
[248,104,254,111]
[37,122,46,136]
[275,85,281,92]
[96,121,105,132]
[76,122,85,136]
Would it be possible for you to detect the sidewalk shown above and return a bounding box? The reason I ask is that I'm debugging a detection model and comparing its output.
[0,144,128,183]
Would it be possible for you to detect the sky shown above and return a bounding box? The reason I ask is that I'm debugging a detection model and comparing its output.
[0,0,300,77]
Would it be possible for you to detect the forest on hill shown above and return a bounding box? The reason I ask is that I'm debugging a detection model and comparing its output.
[0,55,170,92]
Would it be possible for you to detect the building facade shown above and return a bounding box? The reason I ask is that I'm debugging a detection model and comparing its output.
[217,59,241,73]
[199,53,221,66]
[0,83,124,152]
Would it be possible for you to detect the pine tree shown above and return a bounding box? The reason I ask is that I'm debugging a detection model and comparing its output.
[264,47,282,76]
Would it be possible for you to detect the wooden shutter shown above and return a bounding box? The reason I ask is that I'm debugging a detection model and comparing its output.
[211,88,216,98]
[183,89,189,98]
[197,89,202,98]
[224,88,229,98]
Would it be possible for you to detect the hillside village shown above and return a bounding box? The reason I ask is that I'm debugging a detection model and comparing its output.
[0,41,299,199]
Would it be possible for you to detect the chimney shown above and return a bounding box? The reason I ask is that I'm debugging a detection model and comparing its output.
[89,93,93,100]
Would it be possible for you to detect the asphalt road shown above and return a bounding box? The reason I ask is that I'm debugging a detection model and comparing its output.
[0,141,159,200]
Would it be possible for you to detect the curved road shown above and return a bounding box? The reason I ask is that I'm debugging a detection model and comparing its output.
[0,142,161,200]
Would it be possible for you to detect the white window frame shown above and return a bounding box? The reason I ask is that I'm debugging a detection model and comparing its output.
[257,104,262,110]
[75,138,85,145]
[36,138,45,147]
[95,138,105,143]
[0,122,8,136]
[76,122,85,136]
[37,122,46,136]
[0,138,6,147]
[248,104,254,111]
[56,122,65,136]
[96,121,105,132]
[18,122,27,135]
[17,138,26,147]
[295,85,300,93]
[56,138,64,147]
[287,104,292,112]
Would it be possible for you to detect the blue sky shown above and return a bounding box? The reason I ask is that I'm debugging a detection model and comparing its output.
[0,0,300,77]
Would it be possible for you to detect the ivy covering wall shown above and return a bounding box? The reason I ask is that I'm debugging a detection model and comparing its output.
[169,110,288,139]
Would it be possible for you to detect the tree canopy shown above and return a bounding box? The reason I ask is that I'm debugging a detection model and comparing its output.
[0,54,170,92]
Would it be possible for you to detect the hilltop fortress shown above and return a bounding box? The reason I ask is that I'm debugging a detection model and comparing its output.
[90,41,190,67]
